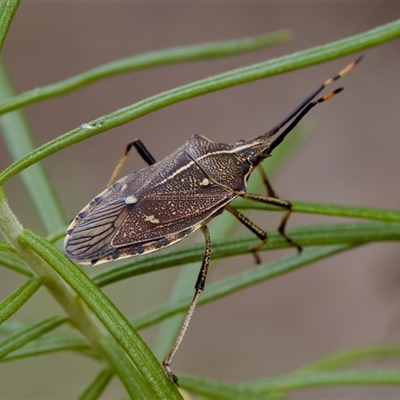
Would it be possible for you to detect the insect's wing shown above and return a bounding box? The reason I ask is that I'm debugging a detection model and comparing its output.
[64,147,236,265]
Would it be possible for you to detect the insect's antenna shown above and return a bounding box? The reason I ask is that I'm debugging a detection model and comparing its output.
[265,56,362,138]
[269,87,343,153]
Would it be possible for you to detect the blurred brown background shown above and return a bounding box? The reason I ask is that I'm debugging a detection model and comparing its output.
[1,2,400,399]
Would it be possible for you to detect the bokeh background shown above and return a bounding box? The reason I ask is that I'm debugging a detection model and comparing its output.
[1,2,400,399]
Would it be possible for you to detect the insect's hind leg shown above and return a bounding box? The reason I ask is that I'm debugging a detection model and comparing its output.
[162,224,212,384]
[240,192,302,253]
[106,139,156,187]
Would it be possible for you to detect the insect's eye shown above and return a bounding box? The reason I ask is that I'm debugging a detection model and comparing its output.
[247,155,259,166]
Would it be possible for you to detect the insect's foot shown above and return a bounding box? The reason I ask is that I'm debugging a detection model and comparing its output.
[250,249,261,264]
[163,364,179,385]
[278,229,302,254]
[295,243,303,254]
[286,236,302,253]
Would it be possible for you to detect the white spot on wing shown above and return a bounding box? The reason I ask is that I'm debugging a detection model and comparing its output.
[125,195,138,204]
[144,214,160,224]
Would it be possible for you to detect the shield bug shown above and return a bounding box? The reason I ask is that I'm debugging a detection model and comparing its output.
[64,57,361,383]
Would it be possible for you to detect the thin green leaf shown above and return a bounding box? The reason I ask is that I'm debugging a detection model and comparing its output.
[178,369,400,395]
[0,0,20,53]
[0,62,66,233]
[91,221,400,288]
[177,374,284,400]
[299,345,400,371]
[98,335,156,400]
[77,367,114,400]
[234,199,400,223]
[0,315,67,359]
[0,250,32,276]
[0,30,290,116]
[245,369,400,392]
[2,20,400,185]
[0,319,27,335]
[0,321,94,365]
[0,239,14,253]
[0,277,44,325]
[2,331,97,362]
[18,229,183,400]
[132,245,354,330]
[46,227,67,245]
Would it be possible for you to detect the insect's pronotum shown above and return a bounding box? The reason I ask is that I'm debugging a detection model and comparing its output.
[64,57,361,383]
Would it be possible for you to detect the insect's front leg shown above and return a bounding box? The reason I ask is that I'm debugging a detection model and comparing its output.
[162,224,211,384]
[257,164,278,198]
[240,193,302,253]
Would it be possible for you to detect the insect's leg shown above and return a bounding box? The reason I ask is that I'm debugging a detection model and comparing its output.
[257,164,277,198]
[226,205,268,264]
[106,139,156,187]
[240,193,302,252]
[162,224,211,384]
[131,139,157,166]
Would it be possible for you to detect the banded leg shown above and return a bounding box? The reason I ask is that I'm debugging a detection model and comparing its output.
[226,206,268,264]
[257,164,278,198]
[162,224,212,384]
[241,193,302,253]
[106,139,156,187]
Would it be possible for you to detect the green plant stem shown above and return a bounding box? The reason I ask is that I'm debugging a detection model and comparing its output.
[0,30,290,116]
[0,187,157,399]
[1,20,400,186]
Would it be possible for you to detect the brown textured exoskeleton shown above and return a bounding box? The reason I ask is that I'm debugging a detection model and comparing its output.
[64,57,361,383]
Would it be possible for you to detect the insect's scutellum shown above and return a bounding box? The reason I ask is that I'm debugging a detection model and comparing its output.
[64,57,361,383]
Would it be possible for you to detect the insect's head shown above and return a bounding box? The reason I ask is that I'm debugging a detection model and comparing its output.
[232,136,274,168]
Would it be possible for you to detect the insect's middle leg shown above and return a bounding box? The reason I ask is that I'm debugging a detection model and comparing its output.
[226,205,268,263]
[240,192,302,253]
[106,139,156,187]
[162,224,211,384]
